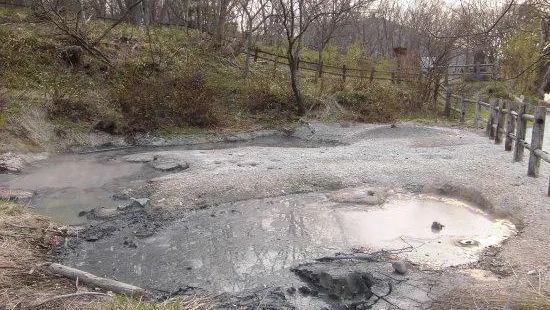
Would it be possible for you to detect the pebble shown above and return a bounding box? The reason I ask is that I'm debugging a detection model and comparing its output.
[392,261,408,274]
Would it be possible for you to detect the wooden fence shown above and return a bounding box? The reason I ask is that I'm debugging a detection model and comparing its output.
[442,86,550,196]
[244,48,494,83]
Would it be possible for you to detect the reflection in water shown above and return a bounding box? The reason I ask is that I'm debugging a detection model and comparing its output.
[64,192,515,294]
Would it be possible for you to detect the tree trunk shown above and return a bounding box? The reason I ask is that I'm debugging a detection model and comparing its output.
[243,18,252,78]
[288,48,305,116]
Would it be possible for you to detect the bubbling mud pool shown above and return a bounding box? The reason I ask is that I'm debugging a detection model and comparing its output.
[62,189,516,294]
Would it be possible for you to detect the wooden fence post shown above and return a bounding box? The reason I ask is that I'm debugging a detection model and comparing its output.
[513,103,528,162]
[370,67,375,82]
[460,94,466,124]
[486,98,495,136]
[253,49,258,62]
[318,61,324,79]
[495,99,505,144]
[273,55,278,76]
[527,106,546,177]
[342,65,347,84]
[489,99,498,139]
[474,96,481,128]
[444,86,452,118]
[505,100,516,151]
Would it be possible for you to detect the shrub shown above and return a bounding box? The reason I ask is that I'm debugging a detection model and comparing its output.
[115,65,220,132]
[335,83,410,122]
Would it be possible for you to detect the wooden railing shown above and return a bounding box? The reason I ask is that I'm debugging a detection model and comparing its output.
[442,86,550,196]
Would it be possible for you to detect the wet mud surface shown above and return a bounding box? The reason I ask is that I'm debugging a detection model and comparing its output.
[58,190,514,309]
[2,123,545,309]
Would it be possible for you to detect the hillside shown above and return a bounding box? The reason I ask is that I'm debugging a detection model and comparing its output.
[0,7,515,153]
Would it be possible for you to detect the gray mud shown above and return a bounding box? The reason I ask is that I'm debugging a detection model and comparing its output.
[59,190,514,309]
[3,122,549,309]
[0,133,338,224]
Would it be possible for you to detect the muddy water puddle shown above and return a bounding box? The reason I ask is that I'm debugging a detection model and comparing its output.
[0,135,338,224]
[62,191,515,295]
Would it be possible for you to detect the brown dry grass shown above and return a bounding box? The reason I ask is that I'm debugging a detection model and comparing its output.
[431,279,550,310]
[0,200,77,309]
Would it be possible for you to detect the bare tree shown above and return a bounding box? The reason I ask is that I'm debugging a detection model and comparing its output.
[310,0,372,78]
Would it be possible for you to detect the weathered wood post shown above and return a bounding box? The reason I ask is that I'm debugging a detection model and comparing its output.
[527,106,546,177]
[342,65,347,84]
[253,49,258,62]
[495,99,505,144]
[444,86,452,118]
[273,55,278,76]
[486,98,495,136]
[488,99,498,139]
[505,100,517,151]
[513,103,528,162]
[370,67,375,82]
[318,61,324,79]
[474,96,481,128]
[460,94,466,124]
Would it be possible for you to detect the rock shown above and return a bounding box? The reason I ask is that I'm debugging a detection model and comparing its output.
[60,45,84,66]
[78,210,89,217]
[87,207,119,220]
[293,265,375,300]
[117,198,148,212]
[123,238,137,248]
[431,221,444,232]
[298,286,312,295]
[149,161,190,172]
[123,154,157,163]
[0,153,24,174]
[392,261,408,275]
[0,188,33,203]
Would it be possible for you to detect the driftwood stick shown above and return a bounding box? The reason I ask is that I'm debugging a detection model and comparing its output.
[41,262,148,297]
[28,292,112,308]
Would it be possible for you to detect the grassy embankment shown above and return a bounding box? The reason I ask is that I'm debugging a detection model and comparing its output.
[0,6,512,153]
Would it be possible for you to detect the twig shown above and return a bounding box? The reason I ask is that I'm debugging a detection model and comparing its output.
[28,292,112,308]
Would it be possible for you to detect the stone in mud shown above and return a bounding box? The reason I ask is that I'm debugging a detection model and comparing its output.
[149,161,189,172]
[123,154,157,163]
[87,207,119,220]
[293,265,375,300]
[117,198,149,211]
[0,153,23,174]
[0,188,33,203]
[327,187,386,205]
[392,261,408,275]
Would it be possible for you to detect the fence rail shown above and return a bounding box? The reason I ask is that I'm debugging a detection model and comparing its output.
[441,86,550,195]
[246,48,494,82]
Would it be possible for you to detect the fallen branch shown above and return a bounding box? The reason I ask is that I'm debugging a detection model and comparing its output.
[28,292,112,309]
[41,262,149,297]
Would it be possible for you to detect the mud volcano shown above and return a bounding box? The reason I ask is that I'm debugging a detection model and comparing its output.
[61,188,515,300]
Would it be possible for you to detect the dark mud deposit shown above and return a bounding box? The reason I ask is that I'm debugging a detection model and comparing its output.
[0,132,518,309]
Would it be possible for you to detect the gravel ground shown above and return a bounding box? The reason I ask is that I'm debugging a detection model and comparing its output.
[119,122,550,308]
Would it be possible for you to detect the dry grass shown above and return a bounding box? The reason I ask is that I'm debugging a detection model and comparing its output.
[432,277,550,310]
[0,200,76,309]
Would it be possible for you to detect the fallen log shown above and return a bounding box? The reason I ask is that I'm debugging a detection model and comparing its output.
[41,262,149,297]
